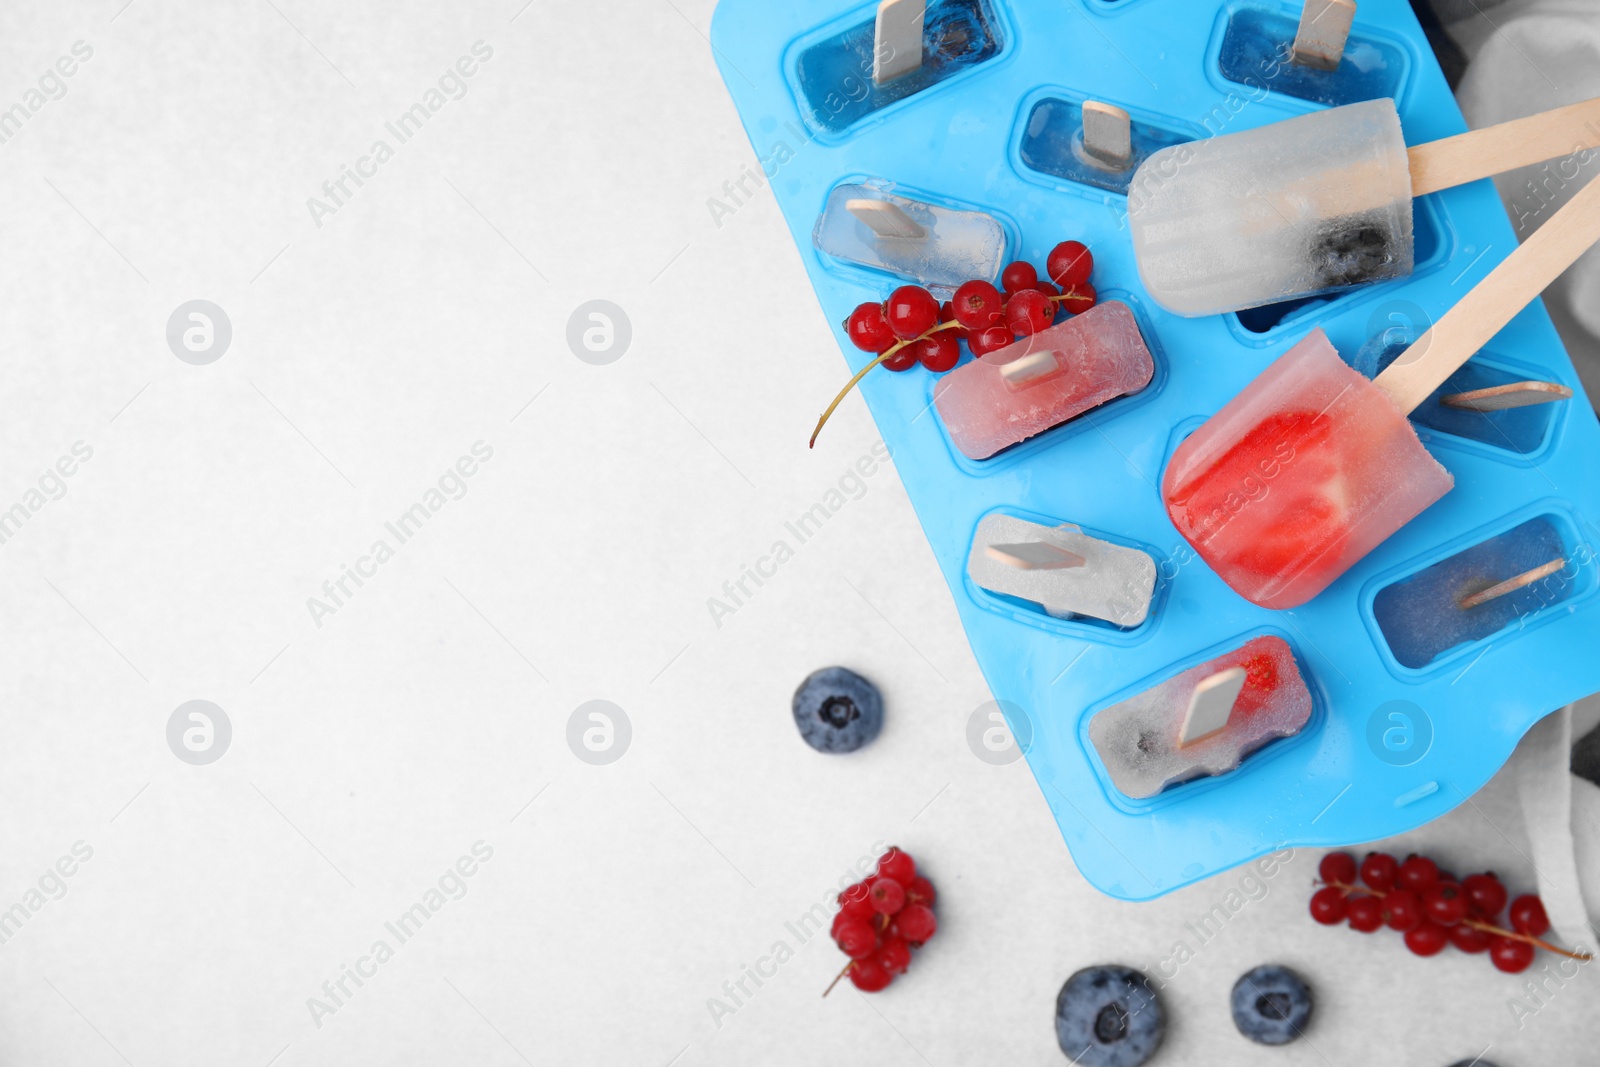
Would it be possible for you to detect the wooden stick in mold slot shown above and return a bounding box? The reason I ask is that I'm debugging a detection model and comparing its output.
[1080,102,1132,169]
[1458,558,1567,610]
[1374,169,1600,415]
[1178,668,1246,746]
[845,198,926,240]
[984,541,1087,571]
[1440,379,1573,411]
[1291,0,1356,71]
[873,0,926,85]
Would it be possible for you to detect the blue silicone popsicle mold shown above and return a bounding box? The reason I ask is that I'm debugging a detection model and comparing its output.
[710,0,1600,899]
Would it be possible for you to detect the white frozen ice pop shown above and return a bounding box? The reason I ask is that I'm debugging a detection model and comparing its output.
[1129,95,1600,315]
[814,183,1005,290]
[967,515,1156,627]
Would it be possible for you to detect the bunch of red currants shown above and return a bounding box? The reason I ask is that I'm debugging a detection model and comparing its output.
[811,241,1097,446]
[1309,850,1591,973]
[827,846,938,994]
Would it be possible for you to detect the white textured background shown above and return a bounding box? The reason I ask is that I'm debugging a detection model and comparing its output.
[0,1,1594,1064]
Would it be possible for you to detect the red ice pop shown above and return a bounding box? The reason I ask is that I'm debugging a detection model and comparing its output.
[934,300,1153,459]
[1165,171,1600,609]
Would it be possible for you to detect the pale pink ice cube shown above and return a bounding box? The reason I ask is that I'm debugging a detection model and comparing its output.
[934,300,1155,460]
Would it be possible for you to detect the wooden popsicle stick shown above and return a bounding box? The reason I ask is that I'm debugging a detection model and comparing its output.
[1292,0,1356,72]
[1459,557,1566,610]
[873,0,926,85]
[1440,379,1573,411]
[985,541,1087,571]
[1373,171,1600,414]
[1178,668,1246,746]
[1081,101,1133,169]
[1409,96,1600,197]
[998,348,1060,386]
[845,198,926,240]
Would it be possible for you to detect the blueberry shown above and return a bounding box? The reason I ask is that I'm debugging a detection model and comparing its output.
[1231,964,1312,1045]
[1055,965,1164,1067]
[792,667,882,753]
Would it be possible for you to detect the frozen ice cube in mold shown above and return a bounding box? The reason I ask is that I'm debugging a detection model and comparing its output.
[967,514,1157,627]
[1163,328,1453,610]
[1088,635,1313,799]
[1018,97,1193,195]
[934,300,1154,459]
[813,183,1006,289]
[793,0,1002,135]
[1373,517,1575,669]
[1218,6,1404,108]
[1129,98,1414,316]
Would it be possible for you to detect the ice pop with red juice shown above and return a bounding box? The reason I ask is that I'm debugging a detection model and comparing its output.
[1164,169,1600,609]
[1128,96,1600,316]
[934,300,1153,460]
[1088,635,1312,799]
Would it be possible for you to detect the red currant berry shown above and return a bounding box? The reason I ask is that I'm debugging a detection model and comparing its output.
[895,903,937,943]
[1448,923,1492,953]
[906,876,937,907]
[847,302,897,354]
[869,877,906,915]
[1398,855,1440,893]
[1000,261,1038,294]
[885,285,940,340]
[1047,240,1093,288]
[951,280,1005,330]
[1030,279,1061,297]
[1489,936,1537,974]
[877,847,917,885]
[877,937,912,975]
[835,920,879,960]
[1404,922,1450,957]
[839,882,875,921]
[915,332,961,372]
[1309,886,1348,925]
[1360,852,1399,892]
[1423,882,1470,927]
[1382,889,1424,932]
[968,325,1015,357]
[880,345,918,372]
[1347,896,1384,933]
[1059,283,1097,315]
[1463,873,1508,918]
[1318,852,1358,886]
[849,957,894,992]
[1005,289,1055,337]
[1509,895,1550,937]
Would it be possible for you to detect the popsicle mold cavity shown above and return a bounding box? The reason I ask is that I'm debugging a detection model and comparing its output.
[1128,99,1414,316]
[792,0,1002,135]
[967,514,1157,627]
[813,182,1006,289]
[1374,517,1578,669]
[934,300,1155,459]
[1163,329,1453,610]
[1089,635,1313,799]
[1017,97,1193,195]
[1218,7,1405,108]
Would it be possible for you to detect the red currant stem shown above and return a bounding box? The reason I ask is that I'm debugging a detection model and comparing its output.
[822,960,853,998]
[808,321,963,449]
[1049,287,1093,303]
[1461,918,1593,961]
